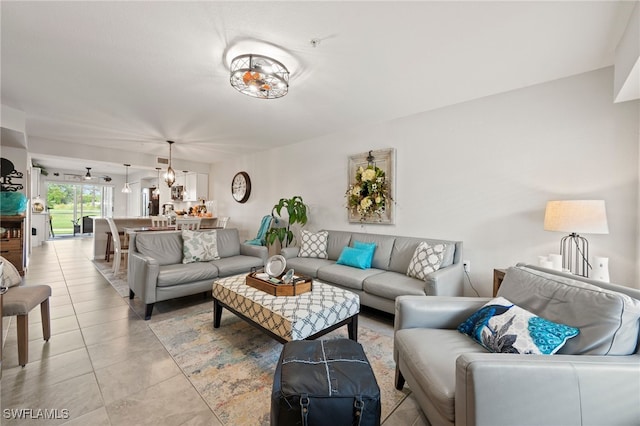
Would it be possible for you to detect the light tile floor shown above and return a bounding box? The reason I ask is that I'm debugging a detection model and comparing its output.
[1,237,429,426]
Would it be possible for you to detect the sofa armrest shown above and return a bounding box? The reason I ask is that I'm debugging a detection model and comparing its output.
[456,353,640,426]
[281,246,300,259]
[425,262,464,296]
[394,295,490,331]
[128,252,160,304]
[240,243,268,263]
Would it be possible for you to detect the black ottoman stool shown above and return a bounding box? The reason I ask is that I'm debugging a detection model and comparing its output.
[271,339,381,426]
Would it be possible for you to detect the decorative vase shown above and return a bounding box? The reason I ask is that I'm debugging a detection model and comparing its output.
[591,257,610,282]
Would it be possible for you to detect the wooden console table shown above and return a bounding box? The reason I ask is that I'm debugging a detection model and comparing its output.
[0,215,25,276]
[493,268,507,296]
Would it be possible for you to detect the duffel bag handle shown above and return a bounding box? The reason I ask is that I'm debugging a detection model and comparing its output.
[354,395,364,426]
[300,393,310,426]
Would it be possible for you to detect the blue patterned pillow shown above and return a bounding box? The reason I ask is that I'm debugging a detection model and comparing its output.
[336,247,371,269]
[458,297,579,354]
[352,241,376,268]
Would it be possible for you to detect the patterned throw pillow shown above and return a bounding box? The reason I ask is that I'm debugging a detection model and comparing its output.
[182,230,220,264]
[0,255,22,287]
[298,230,328,259]
[406,242,445,280]
[458,297,580,355]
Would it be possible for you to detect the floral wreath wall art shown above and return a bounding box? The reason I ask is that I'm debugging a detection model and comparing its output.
[345,148,395,224]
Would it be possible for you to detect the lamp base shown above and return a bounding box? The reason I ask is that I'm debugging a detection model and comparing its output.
[560,233,590,277]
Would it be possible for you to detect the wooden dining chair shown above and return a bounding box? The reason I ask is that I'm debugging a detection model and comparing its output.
[1,258,52,367]
[215,216,230,229]
[151,215,169,227]
[106,217,128,276]
[176,217,201,230]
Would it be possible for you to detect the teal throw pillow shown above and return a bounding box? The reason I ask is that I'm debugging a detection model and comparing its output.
[352,241,376,268]
[458,297,579,355]
[336,247,371,270]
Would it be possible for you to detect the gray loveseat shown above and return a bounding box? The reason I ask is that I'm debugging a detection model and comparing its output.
[281,230,464,314]
[394,264,640,426]
[128,228,267,319]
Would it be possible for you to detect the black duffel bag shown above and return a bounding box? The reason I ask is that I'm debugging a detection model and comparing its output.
[271,339,381,426]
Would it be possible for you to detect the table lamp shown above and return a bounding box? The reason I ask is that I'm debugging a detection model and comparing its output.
[543,200,608,277]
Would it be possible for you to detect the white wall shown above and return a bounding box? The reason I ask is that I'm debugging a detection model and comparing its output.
[212,67,639,293]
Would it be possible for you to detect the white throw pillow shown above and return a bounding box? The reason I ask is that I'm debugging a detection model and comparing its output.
[298,230,329,259]
[0,255,22,287]
[182,230,220,264]
[406,242,445,280]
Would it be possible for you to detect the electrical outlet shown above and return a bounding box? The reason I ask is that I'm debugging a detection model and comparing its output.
[463,260,470,273]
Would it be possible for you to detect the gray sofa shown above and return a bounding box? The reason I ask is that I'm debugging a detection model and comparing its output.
[128,228,267,319]
[394,264,640,426]
[281,230,464,314]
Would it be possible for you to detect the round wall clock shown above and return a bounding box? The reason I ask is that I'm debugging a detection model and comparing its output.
[231,171,251,203]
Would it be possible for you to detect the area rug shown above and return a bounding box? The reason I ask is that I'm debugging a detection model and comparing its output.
[91,259,129,297]
[149,307,410,425]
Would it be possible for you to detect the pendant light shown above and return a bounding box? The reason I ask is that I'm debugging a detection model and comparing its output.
[122,164,132,193]
[165,140,176,187]
[152,167,161,197]
[182,170,189,193]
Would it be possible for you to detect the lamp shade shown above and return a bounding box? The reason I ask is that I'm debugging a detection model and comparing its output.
[543,200,609,234]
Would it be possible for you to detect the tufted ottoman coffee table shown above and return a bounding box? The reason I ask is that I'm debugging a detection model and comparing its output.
[212,274,360,343]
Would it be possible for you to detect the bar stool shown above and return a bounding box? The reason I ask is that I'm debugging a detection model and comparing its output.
[2,285,52,367]
[104,230,126,262]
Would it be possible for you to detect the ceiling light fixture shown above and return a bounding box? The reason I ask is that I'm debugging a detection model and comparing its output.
[165,140,176,187]
[230,54,289,99]
[122,164,132,193]
[153,168,161,197]
[84,167,92,180]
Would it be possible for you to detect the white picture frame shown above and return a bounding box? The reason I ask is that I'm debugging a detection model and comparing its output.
[347,148,395,224]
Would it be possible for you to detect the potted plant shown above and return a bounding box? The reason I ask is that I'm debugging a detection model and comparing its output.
[265,196,308,248]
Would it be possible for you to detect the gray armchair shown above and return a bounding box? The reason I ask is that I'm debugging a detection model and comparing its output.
[394,265,640,426]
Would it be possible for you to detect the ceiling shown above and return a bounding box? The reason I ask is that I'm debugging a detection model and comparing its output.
[1,1,636,177]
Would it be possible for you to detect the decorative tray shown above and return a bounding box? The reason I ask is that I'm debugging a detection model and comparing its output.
[245,272,313,296]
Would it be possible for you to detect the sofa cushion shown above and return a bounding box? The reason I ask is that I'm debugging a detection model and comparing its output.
[211,255,264,277]
[182,230,220,264]
[136,232,183,266]
[406,242,445,280]
[499,266,640,355]
[363,272,426,299]
[317,264,385,291]
[216,228,241,258]
[348,232,395,270]
[286,257,334,278]
[395,328,487,424]
[326,231,353,261]
[336,247,372,270]
[458,297,579,354]
[157,262,219,287]
[298,229,328,259]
